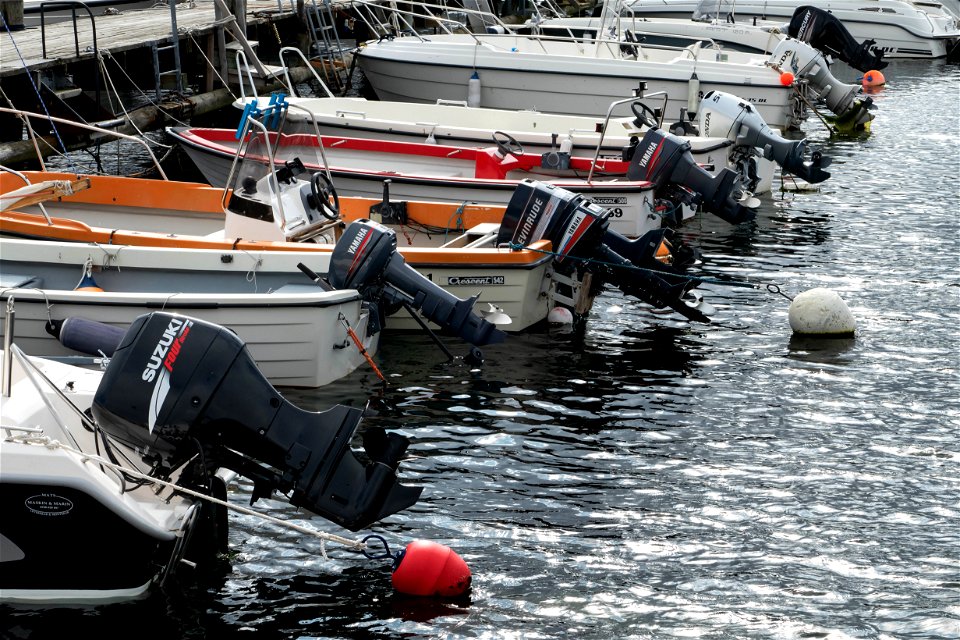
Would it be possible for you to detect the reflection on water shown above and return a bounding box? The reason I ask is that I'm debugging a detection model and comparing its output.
[2,61,958,639]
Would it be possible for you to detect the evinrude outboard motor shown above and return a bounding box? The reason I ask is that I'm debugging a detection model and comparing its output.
[496,180,709,323]
[788,5,887,72]
[626,128,756,225]
[91,312,421,531]
[770,37,874,128]
[698,90,832,184]
[328,219,506,346]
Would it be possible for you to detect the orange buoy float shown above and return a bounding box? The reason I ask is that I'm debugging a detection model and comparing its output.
[74,260,104,292]
[779,72,795,86]
[363,535,472,598]
[74,272,103,292]
[861,70,886,90]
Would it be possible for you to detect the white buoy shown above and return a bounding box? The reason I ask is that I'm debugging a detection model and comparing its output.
[547,306,574,325]
[467,71,481,108]
[788,288,856,337]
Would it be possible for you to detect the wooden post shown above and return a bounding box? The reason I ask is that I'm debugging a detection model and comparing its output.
[0,0,24,31]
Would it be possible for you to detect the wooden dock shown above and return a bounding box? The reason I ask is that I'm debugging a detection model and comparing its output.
[1,0,302,78]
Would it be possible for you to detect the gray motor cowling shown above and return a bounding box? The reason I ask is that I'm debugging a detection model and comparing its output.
[770,37,874,128]
[698,90,832,184]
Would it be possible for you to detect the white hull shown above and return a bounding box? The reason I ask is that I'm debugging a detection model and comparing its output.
[620,0,960,57]
[238,96,775,193]
[0,238,377,388]
[354,33,804,130]
[0,349,197,604]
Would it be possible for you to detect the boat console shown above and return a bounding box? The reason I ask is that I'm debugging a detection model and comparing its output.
[92,311,421,531]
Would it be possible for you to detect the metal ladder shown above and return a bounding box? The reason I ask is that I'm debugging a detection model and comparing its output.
[303,0,348,93]
[150,0,184,98]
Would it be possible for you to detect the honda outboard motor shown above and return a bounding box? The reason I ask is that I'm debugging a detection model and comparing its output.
[698,90,832,184]
[328,219,506,346]
[770,37,874,128]
[626,128,755,225]
[788,5,887,72]
[496,180,709,323]
[91,312,421,531]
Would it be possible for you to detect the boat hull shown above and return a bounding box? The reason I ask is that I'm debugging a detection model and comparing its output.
[0,173,564,334]
[0,239,376,388]
[354,34,802,130]
[621,0,960,58]
[0,351,199,604]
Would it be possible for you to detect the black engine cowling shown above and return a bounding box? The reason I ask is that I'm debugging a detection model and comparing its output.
[92,312,421,531]
[626,128,756,225]
[788,5,887,72]
[327,218,506,346]
[496,180,708,323]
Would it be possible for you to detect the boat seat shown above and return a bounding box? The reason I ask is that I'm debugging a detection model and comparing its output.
[271,283,328,294]
[438,222,501,249]
[0,273,43,289]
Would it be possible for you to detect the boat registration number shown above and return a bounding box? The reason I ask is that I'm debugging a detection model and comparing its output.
[448,276,506,286]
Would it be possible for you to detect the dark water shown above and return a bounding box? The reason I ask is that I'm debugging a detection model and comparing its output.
[3,60,959,640]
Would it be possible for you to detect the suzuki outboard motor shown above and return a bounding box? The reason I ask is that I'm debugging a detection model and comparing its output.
[698,90,832,184]
[328,219,506,346]
[626,128,755,225]
[788,5,887,72]
[92,312,421,531]
[496,180,709,323]
[770,37,874,128]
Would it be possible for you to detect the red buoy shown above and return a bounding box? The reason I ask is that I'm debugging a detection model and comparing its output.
[391,540,472,597]
[779,72,795,86]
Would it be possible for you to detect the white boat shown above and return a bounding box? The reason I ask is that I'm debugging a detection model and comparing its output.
[235,81,798,194]
[618,0,960,58]
[169,120,777,237]
[523,1,889,71]
[0,311,423,603]
[0,235,380,389]
[351,0,873,131]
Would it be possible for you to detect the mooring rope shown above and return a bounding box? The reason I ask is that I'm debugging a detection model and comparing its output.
[506,241,784,292]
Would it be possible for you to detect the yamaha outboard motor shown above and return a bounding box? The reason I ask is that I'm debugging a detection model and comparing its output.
[626,128,756,225]
[788,5,887,72]
[770,37,874,128]
[496,180,709,323]
[698,90,832,184]
[92,312,421,531]
[328,219,506,346]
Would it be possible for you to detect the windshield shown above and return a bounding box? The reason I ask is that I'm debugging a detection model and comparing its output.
[692,0,736,21]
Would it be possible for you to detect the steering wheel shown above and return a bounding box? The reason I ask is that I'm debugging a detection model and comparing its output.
[310,171,340,221]
[492,131,524,158]
[631,101,659,129]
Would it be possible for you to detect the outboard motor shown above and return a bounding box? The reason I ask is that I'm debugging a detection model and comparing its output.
[770,37,874,128]
[496,180,709,323]
[698,90,832,184]
[626,128,756,225]
[788,5,887,72]
[328,219,506,346]
[91,312,421,531]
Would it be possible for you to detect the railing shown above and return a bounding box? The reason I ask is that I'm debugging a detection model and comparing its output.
[0,106,167,179]
[40,1,101,115]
